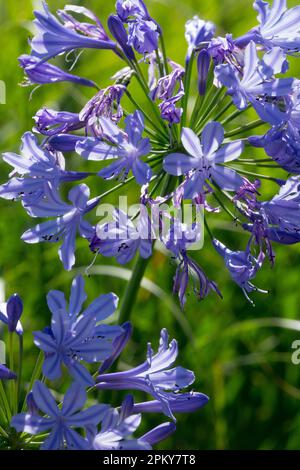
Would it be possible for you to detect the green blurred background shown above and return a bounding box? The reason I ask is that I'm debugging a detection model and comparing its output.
[1,0,300,450]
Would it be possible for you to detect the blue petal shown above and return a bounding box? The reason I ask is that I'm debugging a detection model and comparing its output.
[82,293,118,322]
[32,381,59,417]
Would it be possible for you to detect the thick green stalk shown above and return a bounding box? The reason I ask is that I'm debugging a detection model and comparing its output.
[118,255,150,325]
[0,381,11,421]
[117,175,174,325]
[16,335,23,412]
[181,50,195,129]
[21,351,44,412]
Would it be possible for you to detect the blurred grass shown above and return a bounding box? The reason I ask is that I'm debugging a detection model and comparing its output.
[0,0,300,450]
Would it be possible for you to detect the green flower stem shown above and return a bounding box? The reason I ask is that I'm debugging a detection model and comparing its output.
[212,191,241,224]
[221,105,250,126]
[228,165,280,182]
[189,94,205,129]
[0,381,11,422]
[118,254,151,325]
[212,99,234,123]
[125,90,168,142]
[204,217,214,240]
[160,34,169,75]
[132,60,168,134]
[224,119,265,137]
[181,50,195,129]
[195,88,226,134]
[21,351,44,413]
[155,49,164,77]
[118,175,174,325]
[8,333,16,414]
[16,335,23,412]
[0,425,9,438]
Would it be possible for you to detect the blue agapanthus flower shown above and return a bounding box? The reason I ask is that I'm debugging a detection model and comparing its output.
[91,395,175,450]
[185,16,215,62]
[97,328,199,420]
[215,41,293,121]
[30,2,116,63]
[76,111,152,185]
[213,239,267,305]
[0,132,89,205]
[19,55,96,88]
[0,364,17,381]
[11,381,108,450]
[0,294,23,335]
[164,122,244,198]
[21,184,98,271]
[91,208,152,265]
[33,275,120,386]
[254,0,300,53]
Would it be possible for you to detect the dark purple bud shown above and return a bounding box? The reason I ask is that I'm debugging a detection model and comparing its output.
[197,49,210,95]
[120,395,134,420]
[7,294,23,333]
[0,364,17,381]
[26,392,39,414]
[98,322,132,374]
[108,15,135,61]
[47,134,87,152]
[140,422,176,446]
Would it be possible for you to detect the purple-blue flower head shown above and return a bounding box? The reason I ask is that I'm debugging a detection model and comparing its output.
[92,396,151,450]
[34,109,83,136]
[33,275,121,386]
[30,2,116,63]
[0,364,17,381]
[127,19,159,54]
[215,41,294,119]
[185,16,216,62]
[76,111,152,185]
[11,381,109,450]
[164,122,244,199]
[213,238,267,305]
[19,55,96,88]
[0,132,89,205]
[21,184,96,271]
[79,85,126,135]
[116,0,150,22]
[163,219,221,307]
[97,328,196,420]
[0,296,23,336]
[254,0,300,53]
[91,208,152,265]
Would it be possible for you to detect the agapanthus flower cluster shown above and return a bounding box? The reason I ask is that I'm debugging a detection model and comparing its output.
[0,277,207,450]
[2,0,300,312]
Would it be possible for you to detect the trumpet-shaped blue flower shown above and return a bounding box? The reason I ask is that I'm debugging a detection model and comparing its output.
[11,381,108,450]
[254,0,300,53]
[92,395,175,450]
[21,184,97,271]
[34,109,83,136]
[0,364,17,381]
[19,55,96,88]
[116,0,150,21]
[0,132,89,205]
[215,41,294,119]
[164,122,244,198]
[213,239,267,305]
[33,275,121,386]
[76,111,152,185]
[97,329,197,420]
[30,2,116,63]
[163,219,221,307]
[185,16,215,62]
[91,208,152,265]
